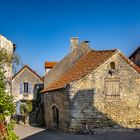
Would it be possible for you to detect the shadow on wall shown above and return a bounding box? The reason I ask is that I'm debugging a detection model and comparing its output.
[69,88,140,134]
[28,84,45,127]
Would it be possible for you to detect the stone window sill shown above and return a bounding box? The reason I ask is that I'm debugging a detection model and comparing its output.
[105,95,120,101]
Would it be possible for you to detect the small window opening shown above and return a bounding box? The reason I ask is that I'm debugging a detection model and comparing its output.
[110,62,115,70]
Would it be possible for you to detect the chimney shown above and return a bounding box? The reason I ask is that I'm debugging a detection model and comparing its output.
[82,40,90,47]
[70,37,78,52]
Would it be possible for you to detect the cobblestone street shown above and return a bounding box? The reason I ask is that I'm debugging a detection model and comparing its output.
[14,125,140,140]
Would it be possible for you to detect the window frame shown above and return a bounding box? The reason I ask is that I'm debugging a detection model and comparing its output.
[23,82,29,93]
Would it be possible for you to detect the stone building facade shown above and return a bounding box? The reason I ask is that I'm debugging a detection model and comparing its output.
[129,46,140,67]
[12,65,43,102]
[42,38,140,133]
[0,34,16,93]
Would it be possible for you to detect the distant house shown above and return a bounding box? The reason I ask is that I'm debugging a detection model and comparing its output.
[12,65,43,102]
[129,46,140,67]
[42,38,140,133]
[44,61,57,74]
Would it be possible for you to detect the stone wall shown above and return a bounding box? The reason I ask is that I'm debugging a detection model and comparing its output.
[0,35,14,93]
[12,67,43,102]
[43,89,70,132]
[69,51,140,132]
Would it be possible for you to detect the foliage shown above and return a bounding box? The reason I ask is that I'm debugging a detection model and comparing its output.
[6,120,19,140]
[0,50,12,65]
[33,84,43,109]
[12,53,22,75]
[20,101,33,115]
[0,50,19,139]
[20,102,29,115]
[0,49,19,119]
[0,65,15,120]
[0,122,7,139]
[0,49,22,75]
[26,100,33,113]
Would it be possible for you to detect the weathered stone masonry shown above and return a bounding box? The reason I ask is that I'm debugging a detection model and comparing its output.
[69,52,140,132]
[42,37,140,134]
[43,51,140,133]
[44,89,70,132]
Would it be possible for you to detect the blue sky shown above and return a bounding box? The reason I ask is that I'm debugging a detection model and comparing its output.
[0,0,140,75]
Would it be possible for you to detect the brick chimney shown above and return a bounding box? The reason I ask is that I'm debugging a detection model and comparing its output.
[70,37,78,52]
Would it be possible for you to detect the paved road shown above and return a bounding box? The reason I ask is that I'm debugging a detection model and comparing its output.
[14,125,140,140]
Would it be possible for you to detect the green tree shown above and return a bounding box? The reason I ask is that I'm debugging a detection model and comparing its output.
[0,50,19,139]
[0,65,15,120]
[0,50,15,120]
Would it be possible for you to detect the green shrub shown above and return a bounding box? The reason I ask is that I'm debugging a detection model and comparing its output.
[26,100,33,113]
[0,50,19,139]
[6,120,19,140]
[20,103,29,115]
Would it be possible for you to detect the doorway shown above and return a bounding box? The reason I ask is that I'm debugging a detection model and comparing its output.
[52,106,59,130]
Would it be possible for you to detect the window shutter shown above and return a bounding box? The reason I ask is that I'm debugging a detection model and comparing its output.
[20,82,23,94]
[105,79,120,99]
[29,83,32,93]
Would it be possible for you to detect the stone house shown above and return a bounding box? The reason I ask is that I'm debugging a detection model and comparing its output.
[12,65,43,103]
[42,38,140,133]
[129,46,140,67]
[0,34,16,93]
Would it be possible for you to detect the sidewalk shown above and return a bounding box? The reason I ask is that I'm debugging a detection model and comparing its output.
[14,124,45,139]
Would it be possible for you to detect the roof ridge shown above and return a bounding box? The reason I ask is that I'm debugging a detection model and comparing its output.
[12,65,43,81]
[91,49,117,52]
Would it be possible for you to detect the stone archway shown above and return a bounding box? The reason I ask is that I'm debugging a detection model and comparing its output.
[52,105,59,130]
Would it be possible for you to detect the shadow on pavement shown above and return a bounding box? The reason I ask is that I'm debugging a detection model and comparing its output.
[22,130,140,140]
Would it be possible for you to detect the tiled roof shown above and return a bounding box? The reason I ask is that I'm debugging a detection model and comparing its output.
[12,65,43,81]
[42,49,117,92]
[44,62,57,68]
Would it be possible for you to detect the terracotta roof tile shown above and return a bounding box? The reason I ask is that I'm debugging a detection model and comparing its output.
[44,62,57,68]
[42,49,117,92]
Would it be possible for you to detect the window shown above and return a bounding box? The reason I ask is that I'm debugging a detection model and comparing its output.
[110,62,115,70]
[105,79,120,100]
[24,82,28,93]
